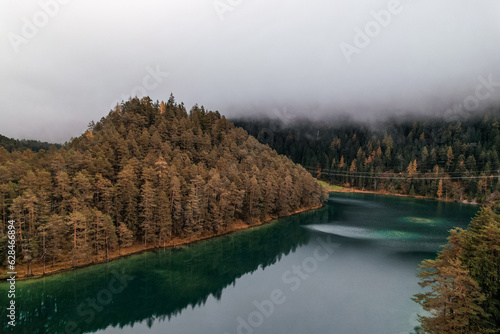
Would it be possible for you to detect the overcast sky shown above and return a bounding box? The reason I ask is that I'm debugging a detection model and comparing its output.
[1,0,500,143]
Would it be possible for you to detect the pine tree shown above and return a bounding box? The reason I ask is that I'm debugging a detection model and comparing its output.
[339,156,345,168]
[140,180,156,247]
[102,213,117,261]
[117,222,134,254]
[185,175,205,236]
[205,171,223,233]
[170,174,183,235]
[277,174,293,217]
[156,190,172,246]
[46,214,67,266]
[95,174,114,215]
[66,210,86,267]
[117,164,139,233]
[55,171,72,214]
[413,229,489,333]
[263,174,278,217]
[437,179,444,199]
[246,175,261,221]
[446,146,454,168]
[462,207,500,328]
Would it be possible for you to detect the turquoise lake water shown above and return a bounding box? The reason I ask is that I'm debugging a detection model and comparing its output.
[0,193,479,334]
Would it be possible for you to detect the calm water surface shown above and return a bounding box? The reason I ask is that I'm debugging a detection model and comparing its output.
[0,193,479,334]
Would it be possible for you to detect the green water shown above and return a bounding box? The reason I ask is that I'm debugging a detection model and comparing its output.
[0,193,479,334]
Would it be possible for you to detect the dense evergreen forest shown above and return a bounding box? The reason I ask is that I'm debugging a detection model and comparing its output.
[0,95,326,274]
[235,109,500,206]
[0,134,60,152]
[414,207,500,333]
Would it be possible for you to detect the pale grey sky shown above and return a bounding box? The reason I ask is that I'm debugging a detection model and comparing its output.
[1,0,500,142]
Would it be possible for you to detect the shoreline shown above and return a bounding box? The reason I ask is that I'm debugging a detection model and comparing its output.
[4,203,324,282]
[5,186,480,282]
[328,186,479,206]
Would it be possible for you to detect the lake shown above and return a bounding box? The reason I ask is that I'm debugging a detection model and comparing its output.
[0,193,479,334]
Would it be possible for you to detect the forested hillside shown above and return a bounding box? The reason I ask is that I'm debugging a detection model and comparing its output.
[235,109,500,206]
[0,134,60,152]
[0,95,325,275]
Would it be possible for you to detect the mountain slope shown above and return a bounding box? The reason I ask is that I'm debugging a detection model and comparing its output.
[0,95,326,275]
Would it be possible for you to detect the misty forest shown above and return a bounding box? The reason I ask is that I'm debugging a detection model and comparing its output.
[236,111,500,207]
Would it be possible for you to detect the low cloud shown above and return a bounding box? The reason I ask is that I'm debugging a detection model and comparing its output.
[1,0,499,142]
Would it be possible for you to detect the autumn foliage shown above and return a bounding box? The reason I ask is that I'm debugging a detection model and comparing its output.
[0,95,326,275]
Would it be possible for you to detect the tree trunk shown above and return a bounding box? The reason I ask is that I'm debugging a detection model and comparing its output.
[42,228,46,276]
[73,222,76,267]
[105,233,109,262]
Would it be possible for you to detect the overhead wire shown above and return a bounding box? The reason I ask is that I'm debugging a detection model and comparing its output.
[303,168,500,181]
